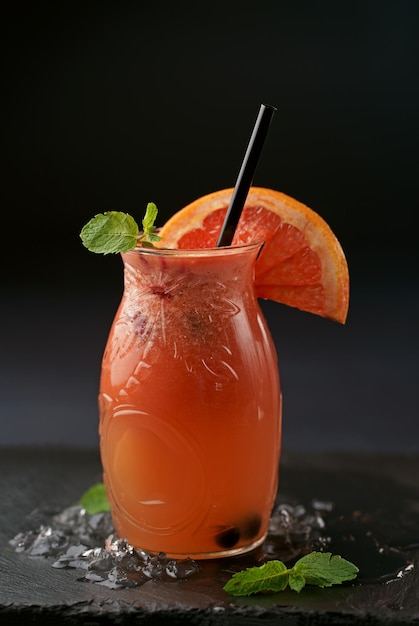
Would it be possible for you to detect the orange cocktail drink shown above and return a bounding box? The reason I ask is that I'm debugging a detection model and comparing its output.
[99,241,282,558]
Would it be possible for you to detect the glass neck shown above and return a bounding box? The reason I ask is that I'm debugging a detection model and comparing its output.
[121,243,262,300]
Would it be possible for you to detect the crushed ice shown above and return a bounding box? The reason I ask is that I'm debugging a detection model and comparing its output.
[262,501,332,561]
[9,505,199,588]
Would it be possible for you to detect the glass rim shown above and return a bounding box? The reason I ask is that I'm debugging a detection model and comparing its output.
[123,239,264,258]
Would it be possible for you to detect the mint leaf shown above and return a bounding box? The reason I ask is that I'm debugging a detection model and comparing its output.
[147,233,163,242]
[142,202,158,234]
[79,482,110,515]
[223,552,358,597]
[80,211,139,254]
[288,570,306,592]
[139,202,162,245]
[223,560,289,596]
[292,552,359,590]
[80,203,162,254]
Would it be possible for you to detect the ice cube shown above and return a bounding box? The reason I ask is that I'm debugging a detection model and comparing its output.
[165,558,200,579]
[29,527,68,557]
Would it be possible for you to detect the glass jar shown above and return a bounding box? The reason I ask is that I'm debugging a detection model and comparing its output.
[99,242,281,558]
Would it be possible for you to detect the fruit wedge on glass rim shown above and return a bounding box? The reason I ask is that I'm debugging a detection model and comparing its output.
[158,187,349,324]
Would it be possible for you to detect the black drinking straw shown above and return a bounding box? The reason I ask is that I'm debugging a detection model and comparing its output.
[216,103,277,247]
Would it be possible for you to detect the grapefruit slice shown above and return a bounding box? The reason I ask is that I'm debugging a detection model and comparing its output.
[159,187,349,323]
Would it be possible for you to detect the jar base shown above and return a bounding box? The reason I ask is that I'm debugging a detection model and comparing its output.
[146,532,267,561]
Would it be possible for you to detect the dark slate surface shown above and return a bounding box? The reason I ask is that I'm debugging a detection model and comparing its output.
[0,448,418,625]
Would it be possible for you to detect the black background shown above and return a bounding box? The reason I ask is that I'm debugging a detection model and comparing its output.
[1,1,418,451]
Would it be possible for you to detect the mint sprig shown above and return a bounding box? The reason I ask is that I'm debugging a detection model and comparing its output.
[139,202,162,247]
[223,552,359,596]
[80,202,162,254]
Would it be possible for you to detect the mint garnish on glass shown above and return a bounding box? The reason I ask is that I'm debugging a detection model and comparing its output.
[80,202,162,254]
[223,552,359,596]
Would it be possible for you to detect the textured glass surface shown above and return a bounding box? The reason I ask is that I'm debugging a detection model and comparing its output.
[99,244,282,558]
